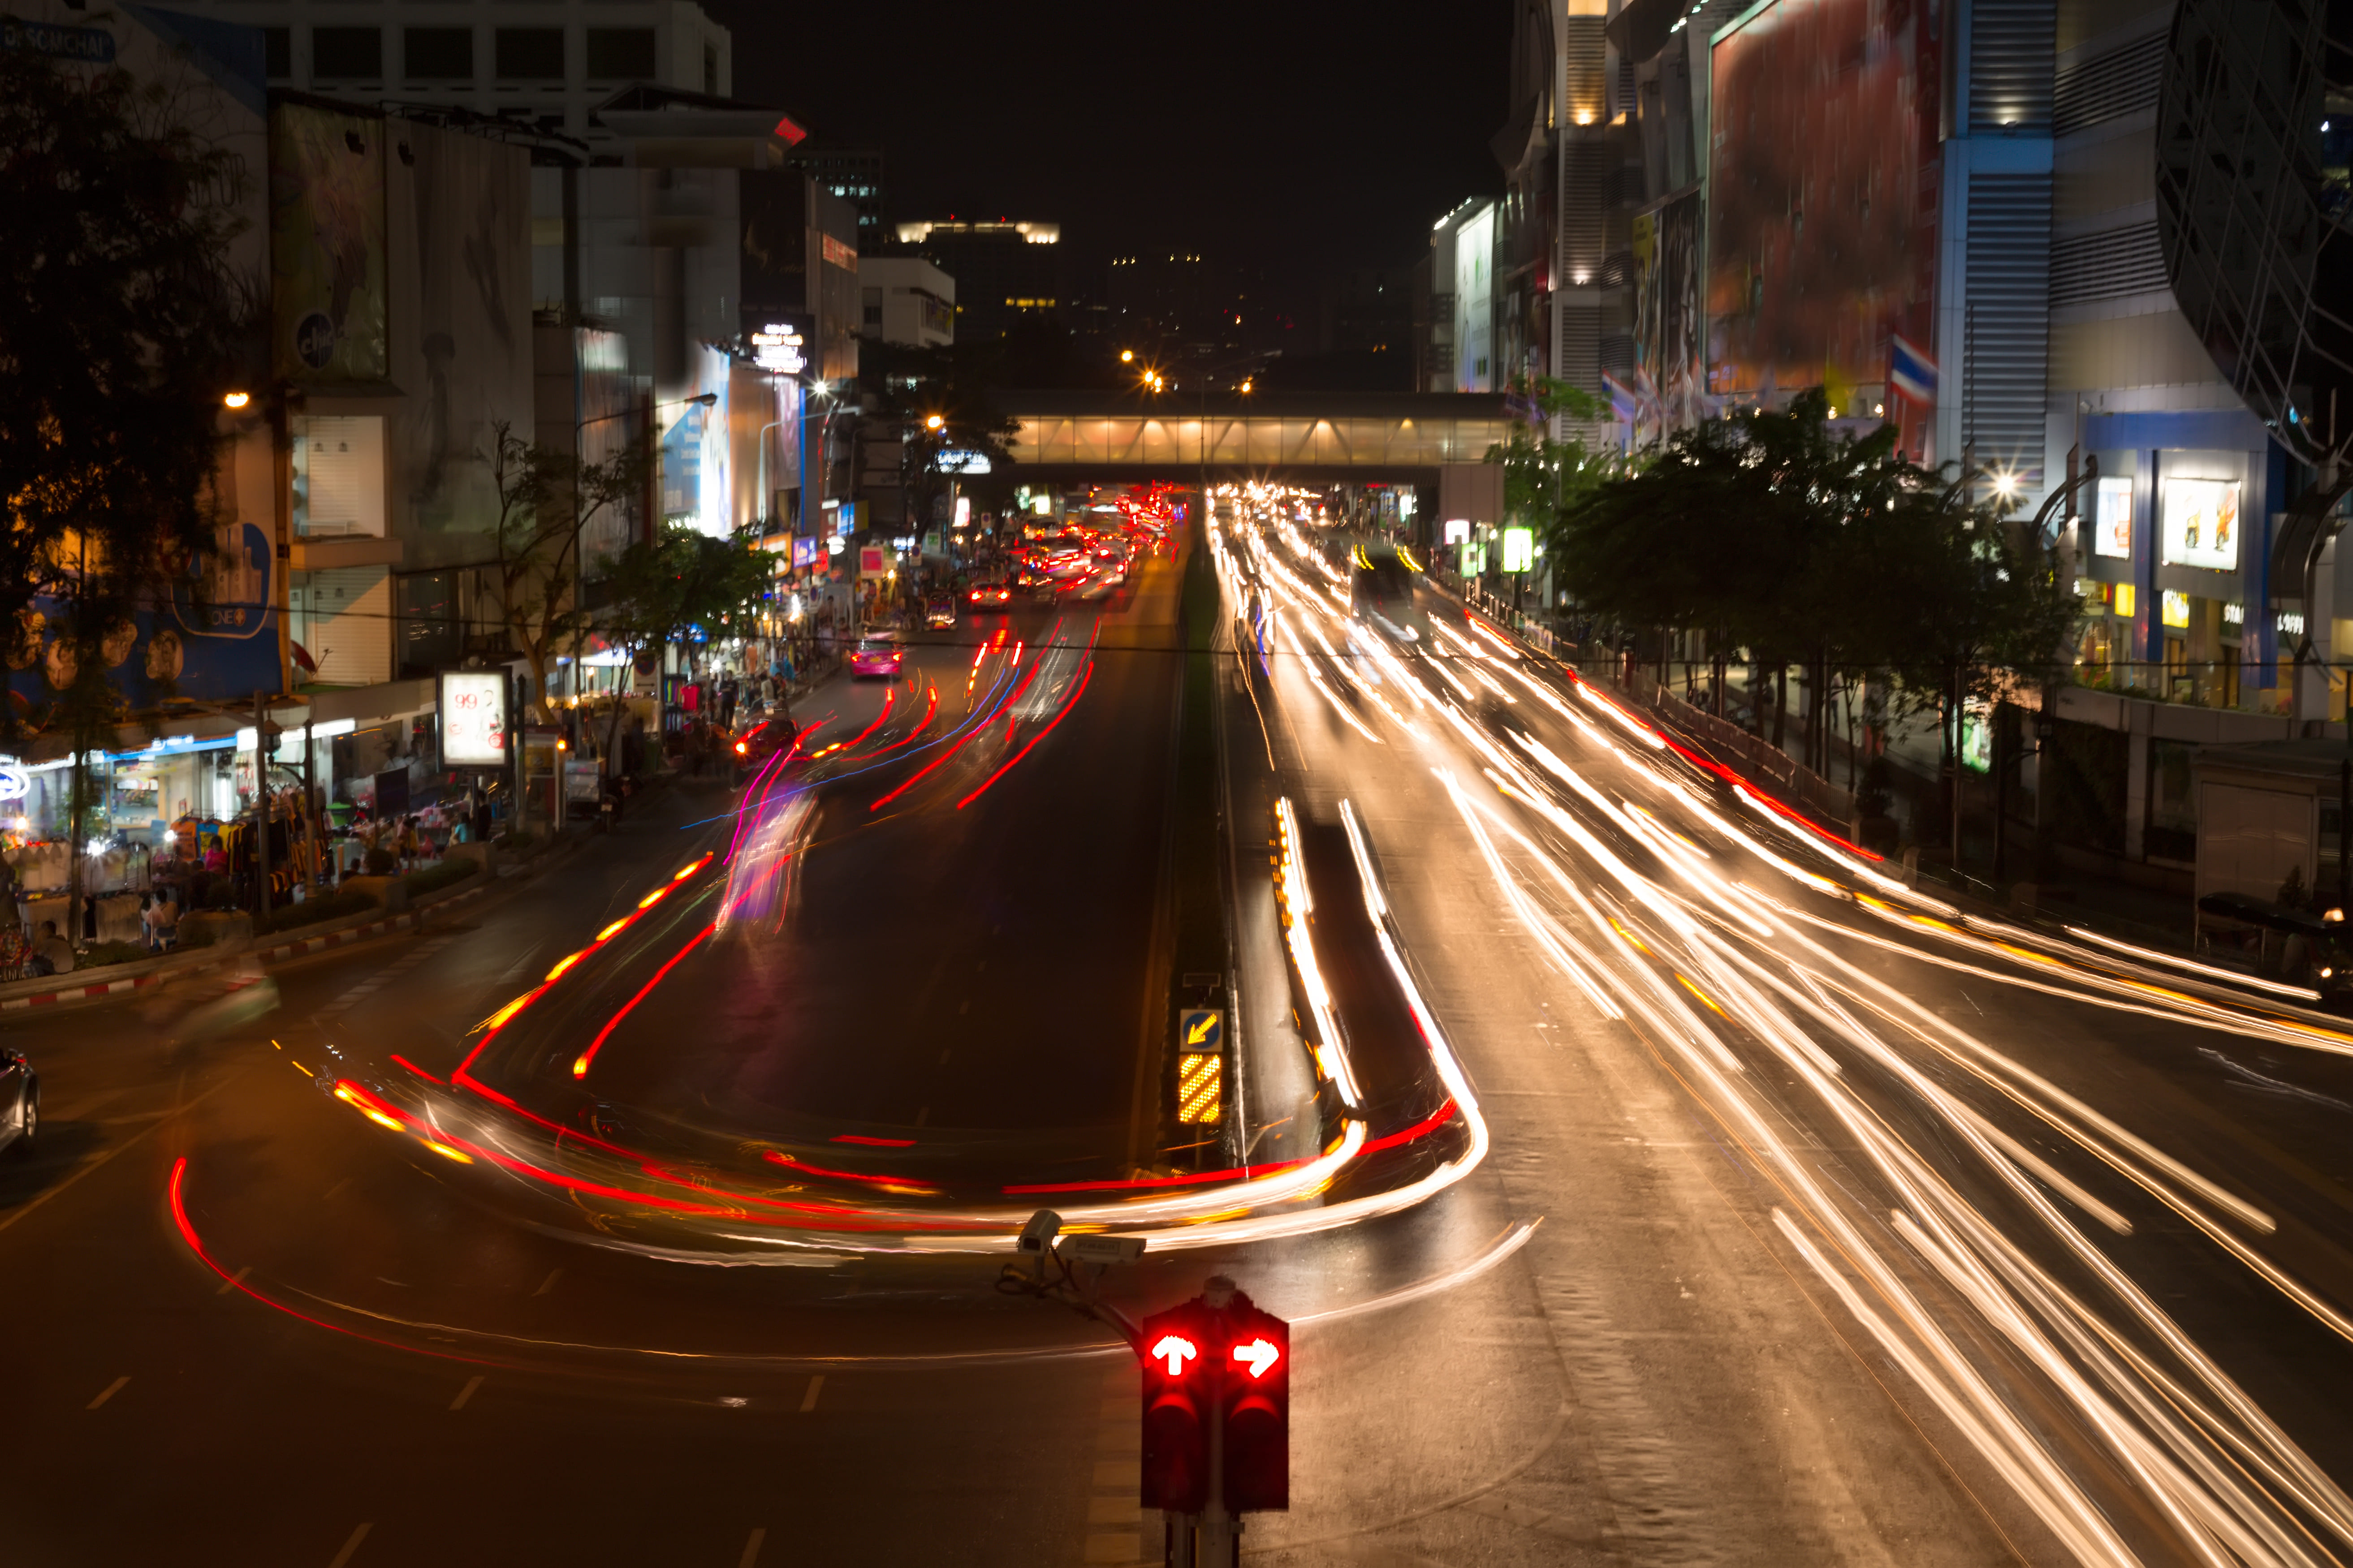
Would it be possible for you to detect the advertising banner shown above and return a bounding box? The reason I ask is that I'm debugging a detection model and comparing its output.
[1632,189,1705,438]
[6,521,278,711]
[1708,0,1942,451]
[438,670,509,766]
[271,100,389,383]
[1453,204,1495,393]
[2160,478,2241,571]
[2094,477,2135,560]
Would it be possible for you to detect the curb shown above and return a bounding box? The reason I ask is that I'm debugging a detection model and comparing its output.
[0,860,517,1015]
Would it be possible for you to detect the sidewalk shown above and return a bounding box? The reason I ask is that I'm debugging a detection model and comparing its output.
[0,784,655,1016]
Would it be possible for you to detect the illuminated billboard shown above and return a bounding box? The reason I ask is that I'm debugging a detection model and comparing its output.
[2093,477,2135,560]
[1707,0,1942,449]
[2160,478,2241,572]
[1632,190,1704,436]
[1453,204,1494,393]
[439,670,509,766]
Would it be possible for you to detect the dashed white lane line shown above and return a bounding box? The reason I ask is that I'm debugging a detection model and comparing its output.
[316,935,459,1018]
[325,1522,372,1568]
[738,1526,767,1568]
[450,1375,483,1411]
[216,1265,252,1296]
[798,1374,824,1413]
[86,1376,130,1410]
[0,1068,249,1238]
[533,1267,562,1297]
[1084,1364,1146,1564]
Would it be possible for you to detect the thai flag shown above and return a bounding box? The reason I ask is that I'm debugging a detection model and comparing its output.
[1889,336,1938,405]
[1602,371,1640,424]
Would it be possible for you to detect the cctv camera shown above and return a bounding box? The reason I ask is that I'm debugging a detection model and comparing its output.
[1017,1209,1063,1254]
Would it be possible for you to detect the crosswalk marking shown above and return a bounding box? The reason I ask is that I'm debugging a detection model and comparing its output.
[1084,1363,1148,1564]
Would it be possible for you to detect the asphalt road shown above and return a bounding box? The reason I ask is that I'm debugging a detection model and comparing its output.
[5,521,2353,1567]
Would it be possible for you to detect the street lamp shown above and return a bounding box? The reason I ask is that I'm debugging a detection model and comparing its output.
[222,391,251,409]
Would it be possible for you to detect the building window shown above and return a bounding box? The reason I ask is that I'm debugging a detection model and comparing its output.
[291,416,386,539]
[312,26,383,80]
[403,27,471,82]
[703,43,718,95]
[263,26,290,79]
[585,28,655,80]
[495,28,565,81]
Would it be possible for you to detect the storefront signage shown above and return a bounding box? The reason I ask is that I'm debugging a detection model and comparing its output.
[792,537,819,568]
[2159,478,2241,571]
[1500,526,1535,574]
[1,15,117,63]
[751,323,806,376]
[0,762,26,802]
[2093,477,2134,560]
[439,670,508,766]
[2161,589,2191,630]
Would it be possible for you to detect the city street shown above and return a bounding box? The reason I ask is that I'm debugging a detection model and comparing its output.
[5,524,2352,1565]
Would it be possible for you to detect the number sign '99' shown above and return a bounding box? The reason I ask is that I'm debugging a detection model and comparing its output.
[440,670,509,766]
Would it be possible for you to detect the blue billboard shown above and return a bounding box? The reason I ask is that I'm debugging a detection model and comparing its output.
[8,520,281,713]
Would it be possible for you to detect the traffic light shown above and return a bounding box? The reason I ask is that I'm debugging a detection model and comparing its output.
[1139,1301,1211,1513]
[1219,1291,1289,1512]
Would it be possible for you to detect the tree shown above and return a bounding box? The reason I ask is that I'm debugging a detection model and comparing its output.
[1550,391,2079,792]
[0,47,255,938]
[485,420,651,722]
[587,525,771,761]
[1486,375,1616,538]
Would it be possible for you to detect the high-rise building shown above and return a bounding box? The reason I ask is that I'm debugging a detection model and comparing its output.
[857,257,956,349]
[162,0,740,145]
[792,146,887,254]
[896,220,1062,342]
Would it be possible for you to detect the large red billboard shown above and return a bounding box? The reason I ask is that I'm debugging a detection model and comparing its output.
[1707,0,1943,455]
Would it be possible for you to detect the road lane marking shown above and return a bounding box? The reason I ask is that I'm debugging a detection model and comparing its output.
[798,1374,823,1412]
[326,1523,372,1568]
[915,1106,929,1127]
[450,1375,483,1410]
[51,1087,129,1122]
[86,1376,130,1410]
[0,1067,251,1238]
[738,1527,767,1568]
[533,1268,562,1296]
[216,1265,251,1296]
[322,1178,350,1201]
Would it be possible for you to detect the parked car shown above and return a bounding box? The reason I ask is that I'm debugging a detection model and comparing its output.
[0,1045,36,1155]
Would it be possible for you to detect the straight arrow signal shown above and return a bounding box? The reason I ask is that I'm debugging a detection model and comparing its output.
[1187,1014,1218,1046]
[1232,1338,1280,1378]
[1151,1335,1199,1376]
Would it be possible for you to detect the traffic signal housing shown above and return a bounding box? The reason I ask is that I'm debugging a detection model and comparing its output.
[1139,1301,1211,1513]
[1220,1292,1290,1512]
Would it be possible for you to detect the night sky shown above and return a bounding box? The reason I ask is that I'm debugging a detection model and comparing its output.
[713,0,1513,329]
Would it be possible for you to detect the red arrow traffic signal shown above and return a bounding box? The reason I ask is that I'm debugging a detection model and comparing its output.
[1138,1302,1211,1513]
[1219,1295,1289,1513]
